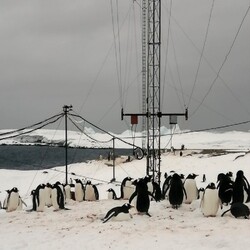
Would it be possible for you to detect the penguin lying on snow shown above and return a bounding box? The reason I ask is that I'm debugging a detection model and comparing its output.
[221,202,249,219]
[102,203,133,223]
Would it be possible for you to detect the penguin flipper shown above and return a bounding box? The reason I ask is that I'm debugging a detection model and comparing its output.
[129,192,137,204]
[221,208,231,217]
[102,211,117,223]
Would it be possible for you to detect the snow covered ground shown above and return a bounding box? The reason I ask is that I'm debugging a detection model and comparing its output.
[0,129,250,250]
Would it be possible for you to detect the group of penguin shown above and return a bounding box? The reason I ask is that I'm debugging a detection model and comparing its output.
[1,170,250,222]
[103,170,250,222]
[1,179,99,213]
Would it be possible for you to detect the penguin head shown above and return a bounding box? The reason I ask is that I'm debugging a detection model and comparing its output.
[226,171,233,178]
[107,188,113,192]
[12,187,19,193]
[236,170,244,178]
[206,182,216,190]
[86,180,92,185]
[123,203,133,210]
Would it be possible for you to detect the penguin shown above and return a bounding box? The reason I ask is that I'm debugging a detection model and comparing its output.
[167,173,187,209]
[161,173,173,199]
[198,187,205,199]
[74,179,85,202]
[183,173,199,204]
[107,188,118,200]
[44,183,53,207]
[232,170,250,204]
[144,175,161,202]
[102,203,133,223]
[63,184,71,201]
[129,178,153,216]
[120,177,135,200]
[221,202,250,219]
[6,187,20,212]
[217,173,234,205]
[85,181,99,201]
[226,171,234,182]
[55,181,66,204]
[51,183,65,210]
[30,190,38,211]
[35,184,46,212]
[200,182,220,217]
[202,174,206,183]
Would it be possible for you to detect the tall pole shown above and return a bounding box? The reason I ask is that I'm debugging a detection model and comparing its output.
[63,105,72,185]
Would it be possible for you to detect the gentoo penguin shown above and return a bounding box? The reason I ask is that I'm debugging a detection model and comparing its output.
[84,181,99,201]
[74,179,85,202]
[35,184,46,212]
[162,173,173,199]
[63,184,71,201]
[129,178,153,216]
[6,187,20,212]
[183,173,199,204]
[221,202,250,219]
[102,203,133,223]
[217,173,233,205]
[44,183,53,207]
[30,190,38,211]
[107,188,118,200]
[167,173,187,209]
[200,182,220,217]
[144,175,161,202]
[51,183,65,210]
[232,170,250,204]
[120,177,135,200]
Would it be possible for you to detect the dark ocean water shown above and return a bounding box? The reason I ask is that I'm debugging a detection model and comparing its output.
[0,145,132,170]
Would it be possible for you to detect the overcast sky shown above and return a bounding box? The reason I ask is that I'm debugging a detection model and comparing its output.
[0,0,249,134]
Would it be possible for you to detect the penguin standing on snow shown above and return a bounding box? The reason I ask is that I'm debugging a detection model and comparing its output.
[74,179,85,202]
[107,188,118,200]
[102,203,133,223]
[167,173,187,209]
[120,177,135,200]
[221,202,250,219]
[5,187,21,212]
[232,170,250,204]
[144,175,161,202]
[84,181,99,201]
[35,184,46,212]
[161,172,173,199]
[44,183,52,207]
[183,173,199,204]
[217,173,234,206]
[51,183,65,210]
[201,182,220,217]
[129,178,154,216]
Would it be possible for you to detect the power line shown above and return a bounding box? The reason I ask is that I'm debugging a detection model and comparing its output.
[191,4,250,117]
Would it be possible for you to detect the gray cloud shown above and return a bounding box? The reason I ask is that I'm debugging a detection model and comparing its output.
[0,0,249,134]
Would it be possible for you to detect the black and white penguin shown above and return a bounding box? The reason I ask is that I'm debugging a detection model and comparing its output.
[5,187,21,212]
[202,174,206,183]
[63,183,71,201]
[30,190,38,211]
[129,178,153,216]
[161,173,173,199]
[200,182,220,217]
[35,184,46,212]
[221,202,250,219]
[102,203,133,223]
[51,183,65,210]
[183,173,199,204]
[226,171,234,182]
[144,175,161,202]
[232,170,250,204]
[84,181,99,201]
[120,177,135,200]
[44,183,52,207]
[107,188,118,200]
[74,179,85,202]
[167,173,187,209]
[217,173,234,206]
